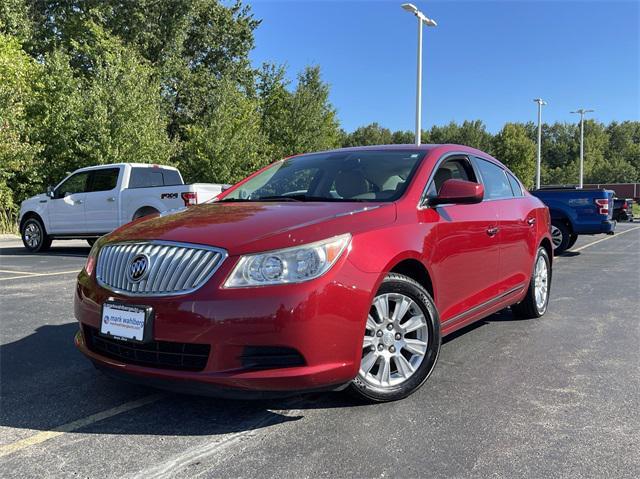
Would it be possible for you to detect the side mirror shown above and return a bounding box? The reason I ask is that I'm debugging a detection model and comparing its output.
[47,186,55,199]
[430,179,484,206]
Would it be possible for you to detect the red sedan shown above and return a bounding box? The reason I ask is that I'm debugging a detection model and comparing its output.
[74,145,552,402]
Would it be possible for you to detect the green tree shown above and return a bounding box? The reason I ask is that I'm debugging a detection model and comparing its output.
[180,79,268,184]
[428,120,492,151]
[342,123,393,147]
[492,123,536,188]
[29,41,175,187]
[391,130,414,144]
[0,33,42,217]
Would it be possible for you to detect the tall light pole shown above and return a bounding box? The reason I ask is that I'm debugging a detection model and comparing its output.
[401,3,437,145]
[533,98,547,190]
[570,108,594,189]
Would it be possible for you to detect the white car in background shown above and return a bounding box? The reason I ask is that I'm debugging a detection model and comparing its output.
[19,163,224,252]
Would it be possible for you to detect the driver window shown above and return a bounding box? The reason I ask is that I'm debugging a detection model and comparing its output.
[429,158,476,196]
[56,172,89,198]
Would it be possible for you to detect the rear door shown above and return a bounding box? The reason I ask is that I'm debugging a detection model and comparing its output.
[48,171,89,234]
[84,167,122,233]
[475,157,535,295]
[426,155,501,324]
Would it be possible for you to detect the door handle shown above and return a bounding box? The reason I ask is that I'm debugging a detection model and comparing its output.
[107,197,116,202]
[486,226,499,236]
[527,218,536,226]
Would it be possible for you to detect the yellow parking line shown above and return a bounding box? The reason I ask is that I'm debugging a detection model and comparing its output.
[570,225,640,253]
[0,270,80,281]
[0,394,163,458]
[0,269,42,275]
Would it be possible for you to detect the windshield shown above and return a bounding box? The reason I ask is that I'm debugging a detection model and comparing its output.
[220,150,425,203]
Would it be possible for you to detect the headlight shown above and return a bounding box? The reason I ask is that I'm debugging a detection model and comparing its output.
[224,234,351,288]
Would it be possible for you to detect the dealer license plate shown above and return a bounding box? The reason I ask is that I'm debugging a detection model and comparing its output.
[101,302,148,342]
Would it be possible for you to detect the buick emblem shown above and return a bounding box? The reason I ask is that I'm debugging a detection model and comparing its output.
[127,254,149,283]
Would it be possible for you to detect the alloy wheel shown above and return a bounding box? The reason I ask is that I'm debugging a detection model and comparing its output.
[24,222,42,249]
[550,225,562,249]
[533,255,549,311]
[359,293,429,389]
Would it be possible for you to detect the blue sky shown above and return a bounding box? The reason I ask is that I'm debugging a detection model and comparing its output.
[247,0,639,133]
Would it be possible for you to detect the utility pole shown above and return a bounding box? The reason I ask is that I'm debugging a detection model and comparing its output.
[401,3,437,145]
[533,98,547,190]
[570,108,594,189]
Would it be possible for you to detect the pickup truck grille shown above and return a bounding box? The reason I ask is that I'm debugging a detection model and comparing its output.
[96,241,226,296]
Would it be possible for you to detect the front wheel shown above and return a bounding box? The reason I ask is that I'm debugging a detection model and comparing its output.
[512,247,551,319]
[348,273,441,402]
[21,217,52,253]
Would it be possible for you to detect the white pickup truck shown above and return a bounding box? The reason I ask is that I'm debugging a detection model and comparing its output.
[19,163,224,252]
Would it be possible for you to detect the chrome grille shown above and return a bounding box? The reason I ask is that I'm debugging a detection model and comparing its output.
[96,241,226,296]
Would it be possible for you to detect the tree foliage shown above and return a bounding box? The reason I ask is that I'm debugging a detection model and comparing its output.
[0,0,638,232]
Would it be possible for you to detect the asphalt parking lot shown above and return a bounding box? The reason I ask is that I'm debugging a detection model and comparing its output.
[1,224,639,478]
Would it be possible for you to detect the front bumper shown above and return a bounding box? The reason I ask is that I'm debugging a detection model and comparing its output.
[74,255,379,395]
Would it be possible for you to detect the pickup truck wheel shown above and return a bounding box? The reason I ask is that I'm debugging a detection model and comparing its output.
[550,221,570,255]
[132,207,159,221]
[348,273,441,403]
[567,234,578,250]
[21,218,52,253]
[512,247,551,319]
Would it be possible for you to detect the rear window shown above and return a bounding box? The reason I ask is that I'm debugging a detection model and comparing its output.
[506,172,523,197]
[476,158,513,199]
[129,167,183,188]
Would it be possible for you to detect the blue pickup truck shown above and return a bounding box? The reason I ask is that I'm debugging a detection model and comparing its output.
[531,187,616,254]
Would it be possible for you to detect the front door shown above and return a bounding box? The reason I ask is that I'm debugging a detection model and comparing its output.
[48,171,89,234]
[425,156,501,324]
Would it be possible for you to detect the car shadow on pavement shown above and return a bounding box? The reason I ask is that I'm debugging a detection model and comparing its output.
[0,323,360,440]
[0,309,531,440]
[0,245,90,258]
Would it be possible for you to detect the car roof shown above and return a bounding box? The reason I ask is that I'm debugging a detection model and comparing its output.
[291,144,492,158]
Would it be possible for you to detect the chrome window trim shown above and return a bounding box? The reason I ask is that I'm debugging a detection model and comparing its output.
[96,240,228,297]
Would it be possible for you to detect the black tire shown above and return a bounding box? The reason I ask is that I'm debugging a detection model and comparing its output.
[21,217,52,253]
[132,207,159,221]
[512,247,551,319]
[550,220,571,255]
[348,273,441,403]
[87,239,96,247]
[567,234,578,250]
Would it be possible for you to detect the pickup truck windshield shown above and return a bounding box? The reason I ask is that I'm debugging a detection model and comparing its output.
[221,150,425,202]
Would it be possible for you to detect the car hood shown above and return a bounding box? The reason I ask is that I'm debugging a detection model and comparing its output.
[21,193,48,205]
[106,202,396,255]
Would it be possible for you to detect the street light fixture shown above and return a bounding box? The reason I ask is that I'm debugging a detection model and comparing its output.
[401,3,437,145]
[570,108,594,189]
[533,98,547,190]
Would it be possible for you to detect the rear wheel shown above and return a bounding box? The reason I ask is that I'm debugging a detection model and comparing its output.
[550,220,571,255]
[132,207,159,221]
[21,217,52,253]
[349,273,440,402]
[512,247,551,319]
